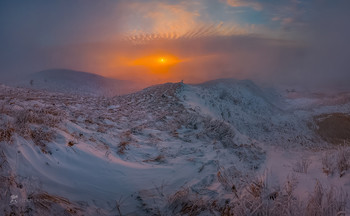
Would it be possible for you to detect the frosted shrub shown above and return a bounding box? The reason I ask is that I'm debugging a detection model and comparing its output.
[322,151,337,176]
[337,147,350,177]
[29,128,54,153]
[293,158,311,174]
[0,122,15,143]
[203,119,235,148]
[322,147,350,177]
[9,108,59,153]
[14,107,62,129]
[306,181,348,216]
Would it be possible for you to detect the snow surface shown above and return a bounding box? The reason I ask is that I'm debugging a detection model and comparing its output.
[0,80,349,215]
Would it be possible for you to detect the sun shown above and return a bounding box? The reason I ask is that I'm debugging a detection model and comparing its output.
[129,54,182,74]
[159,58,167,64]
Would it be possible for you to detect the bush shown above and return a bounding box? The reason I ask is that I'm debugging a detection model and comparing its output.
[322,147,350,177]
[30,128,54,153]
[0,122,15,143]
[337,147,350,177]
[306,181,348,216]
[202,118,236,148]
[14,107,61,129]
[117,141,129,154]
[293,158,312,174]
[322,151,337,176]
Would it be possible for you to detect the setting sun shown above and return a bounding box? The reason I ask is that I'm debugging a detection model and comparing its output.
[129,54,182,75]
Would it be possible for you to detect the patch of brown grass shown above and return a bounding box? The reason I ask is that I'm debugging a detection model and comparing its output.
[67,141,75,147]
[30,128,54,153]
[0,123,15,143]
[28,192,84,215]
[117,141,129,154]
[315,113,350,144]
[143,154,165,163]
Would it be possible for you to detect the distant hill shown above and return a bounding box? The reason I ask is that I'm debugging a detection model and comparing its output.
[10,69,135,96]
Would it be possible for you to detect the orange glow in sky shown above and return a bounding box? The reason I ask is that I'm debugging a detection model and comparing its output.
[130,54,182,74]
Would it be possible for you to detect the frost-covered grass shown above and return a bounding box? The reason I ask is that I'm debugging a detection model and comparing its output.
[0,81,350,215]
[322,146,350,177]
[0,101,62,153]
[293,158,312,174]
[137,174,348,216]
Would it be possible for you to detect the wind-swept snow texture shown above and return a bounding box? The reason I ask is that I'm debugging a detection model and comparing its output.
[0,79,349,215]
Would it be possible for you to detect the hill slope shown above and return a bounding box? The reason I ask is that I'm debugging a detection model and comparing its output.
[11,69,135,96]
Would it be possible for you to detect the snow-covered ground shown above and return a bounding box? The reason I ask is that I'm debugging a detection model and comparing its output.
[0,79,349,215]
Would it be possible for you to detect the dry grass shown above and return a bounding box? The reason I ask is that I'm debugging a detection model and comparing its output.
[293,158,312,174]
[229,175,347,216]
[337,147,350,177]
[163,169,348,216]
[217,166,242,196]
[166,188,214,216]
[322,147,350,177]
[117,141,129,155]
[30,128,54,153]
[67,141,75,147]
[143,154,165,163]
[27,192,84,215]
[0,122,15,143]
[322,151,337,176]
[14,107,61,128]
[306,181,348,216]
[0,108,62,153]
[117,130,135,155]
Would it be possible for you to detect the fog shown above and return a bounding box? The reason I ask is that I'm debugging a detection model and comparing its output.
[0,0,349,91]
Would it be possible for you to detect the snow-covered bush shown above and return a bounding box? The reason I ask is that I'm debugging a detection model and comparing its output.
[14,107,62,128]
[30,128,54,153]
[322,147,350,177]
[0,122,15,143]
[202,118,236,148]
[141,174,349,216]
[337,147,350,177]
[306,181,348,216]
[293,158,312,174]
[322,151,337,176]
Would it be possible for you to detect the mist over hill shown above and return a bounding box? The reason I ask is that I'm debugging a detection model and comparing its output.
[8,69,137,96]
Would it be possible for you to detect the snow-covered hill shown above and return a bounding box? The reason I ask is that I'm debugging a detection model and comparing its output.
[0,79,349,215]
[9,69,136,96]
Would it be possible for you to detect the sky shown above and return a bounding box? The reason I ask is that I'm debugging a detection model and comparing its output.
[0,0,350,90]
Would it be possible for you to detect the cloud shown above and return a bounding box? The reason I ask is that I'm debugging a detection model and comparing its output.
[122,23,252,45]
[224,0,262,11]
[120,0,254,44]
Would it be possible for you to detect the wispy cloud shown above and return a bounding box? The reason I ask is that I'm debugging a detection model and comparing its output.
[120,0,266,44]
[224,0,262,11]
[122,23,251,45]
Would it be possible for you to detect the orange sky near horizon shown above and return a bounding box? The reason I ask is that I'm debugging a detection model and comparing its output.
[43,30,306,89]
